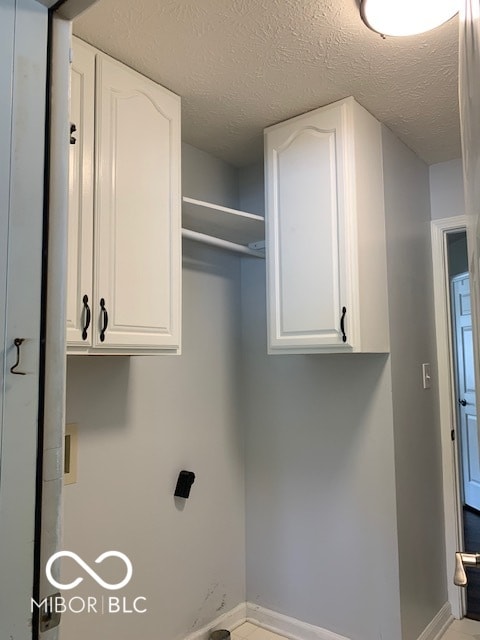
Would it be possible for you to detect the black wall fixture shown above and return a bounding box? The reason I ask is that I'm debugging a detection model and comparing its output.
[174,470,196,499]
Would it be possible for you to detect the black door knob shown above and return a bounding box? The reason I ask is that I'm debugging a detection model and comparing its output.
[459,398,468,406]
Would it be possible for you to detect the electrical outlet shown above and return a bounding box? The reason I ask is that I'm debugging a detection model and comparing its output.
[422,363,431,390]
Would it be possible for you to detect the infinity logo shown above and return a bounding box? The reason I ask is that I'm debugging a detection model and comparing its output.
[46,551,133,591]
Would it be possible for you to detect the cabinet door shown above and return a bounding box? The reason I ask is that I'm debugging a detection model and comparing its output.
[94,55,181,350]
[265,101,352,352]
[66,39,94,347]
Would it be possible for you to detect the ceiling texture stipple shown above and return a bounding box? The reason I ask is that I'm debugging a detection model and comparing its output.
[74,0,460,167]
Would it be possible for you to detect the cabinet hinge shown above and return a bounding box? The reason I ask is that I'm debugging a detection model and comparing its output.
[70,123,77,145]
[451,429,456,442]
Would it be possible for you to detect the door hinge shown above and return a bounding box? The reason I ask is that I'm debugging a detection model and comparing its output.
[70,123,77,145]
[39,591,62,632]
[451,429,456,442]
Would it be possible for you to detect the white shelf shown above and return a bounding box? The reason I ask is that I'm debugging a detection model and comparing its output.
[182,197,265,257]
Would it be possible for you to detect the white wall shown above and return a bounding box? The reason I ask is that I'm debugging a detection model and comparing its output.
[430,158,465,220]
[382,127,447,640]
[61,144,245,640]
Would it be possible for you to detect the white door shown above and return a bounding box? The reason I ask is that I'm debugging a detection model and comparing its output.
[265,102,350,352]
[0,0,48,636]
[452,273,480,510]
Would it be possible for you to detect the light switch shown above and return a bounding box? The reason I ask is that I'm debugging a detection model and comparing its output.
[422,363,431,390]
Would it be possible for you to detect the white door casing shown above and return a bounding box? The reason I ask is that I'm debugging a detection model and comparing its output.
[0,2,101,639]
[431,216,469,619]
[452,273,480,510]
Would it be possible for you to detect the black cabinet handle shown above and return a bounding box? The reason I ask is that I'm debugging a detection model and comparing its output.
[340,306,347,343]
[82,294,91,341]
[100,298,108,342]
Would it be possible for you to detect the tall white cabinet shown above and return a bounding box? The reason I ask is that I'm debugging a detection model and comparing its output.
[67,38,181,354]
[265,97,390,354]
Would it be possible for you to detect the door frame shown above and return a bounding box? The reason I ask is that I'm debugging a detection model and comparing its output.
[432,215,468,618]
[33,2,98,638]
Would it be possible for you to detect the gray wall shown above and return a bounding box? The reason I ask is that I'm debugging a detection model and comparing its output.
[382,127,447,640]
[182,142,239,208]
[239,133,447,640]
[238,169,402,639]
[238,162,265,216]
[61,144,245,640]
[62,137,448,640]
[430,158,465,220]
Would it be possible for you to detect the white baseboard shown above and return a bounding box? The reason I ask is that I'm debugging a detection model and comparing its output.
[416,603,453,640]
[246,602,351,640]
[184,603,247,640]
[183,600,453,640]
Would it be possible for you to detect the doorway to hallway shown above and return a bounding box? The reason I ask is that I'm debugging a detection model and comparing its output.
[447,232,480,619]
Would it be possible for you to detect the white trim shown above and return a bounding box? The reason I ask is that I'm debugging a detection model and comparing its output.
[57,0,100,19]
[181,600,456,640]
[182,602,352,640]
[245,602,351,640]
[416,603,453,640]
[183,601,453,640]
[35,0,99,13]
[431,216,468,619]
[35,0,58,7]
[183,603,247,640]
[39,16,72,640]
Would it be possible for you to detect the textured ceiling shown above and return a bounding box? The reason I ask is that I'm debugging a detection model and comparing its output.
[74,0,460,167]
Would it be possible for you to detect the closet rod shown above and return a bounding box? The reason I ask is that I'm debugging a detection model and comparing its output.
[181,228,265,259]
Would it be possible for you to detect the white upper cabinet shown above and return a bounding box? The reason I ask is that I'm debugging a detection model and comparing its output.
[67,38,181,354]
[67,39,94,347]
[265,97,389,354]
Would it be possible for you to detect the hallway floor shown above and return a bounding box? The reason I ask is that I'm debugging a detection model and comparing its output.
[232,623,286,640]
[437,618,480,640]
[232,619,480,640]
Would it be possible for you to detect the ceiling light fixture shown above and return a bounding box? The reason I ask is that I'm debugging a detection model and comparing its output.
[360,0,459,37]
